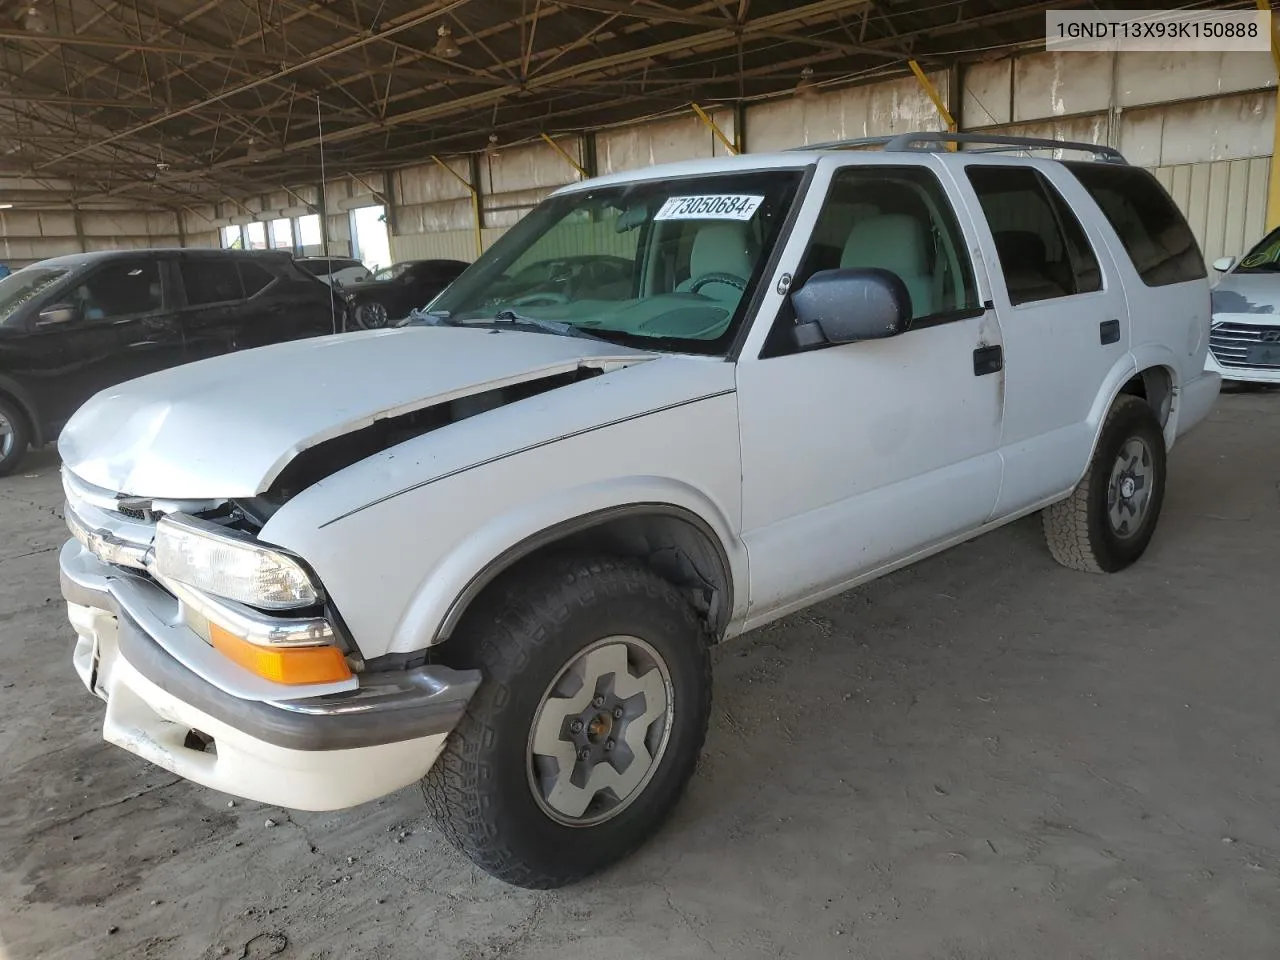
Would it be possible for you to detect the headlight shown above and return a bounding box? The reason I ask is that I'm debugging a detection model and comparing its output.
[153,513,320,610]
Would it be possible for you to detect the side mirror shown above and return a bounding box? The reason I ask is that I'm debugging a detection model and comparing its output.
[1213,256,1236,273]
[35,303,78,328]
[790,267,912,348]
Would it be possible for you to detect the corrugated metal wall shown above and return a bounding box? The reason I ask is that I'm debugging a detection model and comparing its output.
[1154,158,1270,267]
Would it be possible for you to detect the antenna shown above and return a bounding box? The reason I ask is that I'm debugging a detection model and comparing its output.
[317,94,338,335]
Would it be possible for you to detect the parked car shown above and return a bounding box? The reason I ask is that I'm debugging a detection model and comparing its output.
[295,256,373,288]
[342,258,470,329]
[1206,231,1280,384]
[0,248,346,475]
[58,133,1219,891]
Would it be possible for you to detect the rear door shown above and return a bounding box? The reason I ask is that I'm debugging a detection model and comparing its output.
[951,159,1132,516]
[176,254,246,361]
[1060,161,1210,392]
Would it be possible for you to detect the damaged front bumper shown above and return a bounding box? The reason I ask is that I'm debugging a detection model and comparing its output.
[61,540,481,811]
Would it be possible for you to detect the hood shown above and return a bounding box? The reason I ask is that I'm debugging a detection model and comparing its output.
[1211,272,1280,323]
[59,327,653,498]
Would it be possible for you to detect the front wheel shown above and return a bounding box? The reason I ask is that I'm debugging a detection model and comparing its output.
[1042,394,1167,573]
[0,396,31,478]
[421,555,711,889]
[353,300,390,329]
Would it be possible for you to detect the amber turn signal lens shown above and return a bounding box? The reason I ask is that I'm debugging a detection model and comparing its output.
[209,623,352,685]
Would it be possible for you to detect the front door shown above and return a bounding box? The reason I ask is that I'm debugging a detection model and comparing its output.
[735,159,1006,624]
[23,256,182,430]
[953,161,1132,515]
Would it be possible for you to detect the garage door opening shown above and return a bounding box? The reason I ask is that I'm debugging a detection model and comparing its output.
[351,204,390,274]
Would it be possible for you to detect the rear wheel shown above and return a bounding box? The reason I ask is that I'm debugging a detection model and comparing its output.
[1042,394,1167,573]
[353,300,390,329]
[422,555,711,889]
[0,397,31,478]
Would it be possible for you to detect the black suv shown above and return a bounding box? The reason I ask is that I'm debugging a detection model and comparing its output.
[0,248,346,476]
[342,258,470,328]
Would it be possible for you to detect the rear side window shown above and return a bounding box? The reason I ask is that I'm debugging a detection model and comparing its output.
[238,261,275,297]
[181,260,242,305]
[966,165,1102,306]
[1063,161,1206,286]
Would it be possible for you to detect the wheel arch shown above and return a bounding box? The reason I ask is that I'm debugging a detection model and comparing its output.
[1077,352,1179,490]
[0,375,43,446]
[434,503,738,648]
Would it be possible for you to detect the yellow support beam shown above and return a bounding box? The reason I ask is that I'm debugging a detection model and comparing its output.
[691,102,738,155]
[540,132,588,179]
[431,154,482,259]
[1257,0,1280,231]
[908,59,957,151]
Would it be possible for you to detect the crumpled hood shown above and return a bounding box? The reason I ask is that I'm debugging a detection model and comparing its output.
[59,326,653,498]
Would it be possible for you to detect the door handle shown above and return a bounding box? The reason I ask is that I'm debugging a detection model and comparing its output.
[973,344,1003,376]
[1100,319,1121,345]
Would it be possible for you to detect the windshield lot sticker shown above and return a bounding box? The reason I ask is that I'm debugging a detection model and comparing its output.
[654,194,764,221]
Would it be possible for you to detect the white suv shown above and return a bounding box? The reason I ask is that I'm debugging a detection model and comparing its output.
[58,133,1220,890]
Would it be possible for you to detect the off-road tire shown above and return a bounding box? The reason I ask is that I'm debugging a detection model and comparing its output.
[0,396,31,478]
[421,555,712,889]
[1042,394,1167,573]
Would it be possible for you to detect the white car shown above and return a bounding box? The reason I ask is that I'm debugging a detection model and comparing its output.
[58,133,1220,890]
[1206,233,1280,385]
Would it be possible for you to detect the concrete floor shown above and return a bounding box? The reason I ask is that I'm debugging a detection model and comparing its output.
[2,389,1279,960]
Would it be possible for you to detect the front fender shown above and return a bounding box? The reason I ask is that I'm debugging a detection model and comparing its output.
[392,476,748,653]
[261,382,743,659]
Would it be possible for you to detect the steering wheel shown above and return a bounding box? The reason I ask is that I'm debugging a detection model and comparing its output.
[689,272,747,295]
[510,291,571,307]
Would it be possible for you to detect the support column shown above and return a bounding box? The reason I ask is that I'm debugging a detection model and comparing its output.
[909,59,957,150]
[691,102,737,156]
[1258,0,1280,230]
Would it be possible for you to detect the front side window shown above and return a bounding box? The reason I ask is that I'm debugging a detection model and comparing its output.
[69,259,162,321]
[966,165,1102,306]
[1062,161,1206,287]
[429,170,805,354]
[181,260,242,305]
[0,266,68,324]
[794,164,981,323]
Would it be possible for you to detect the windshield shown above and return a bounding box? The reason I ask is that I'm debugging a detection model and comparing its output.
[1234,228,1280,273]
[0,266,69,324]
[428,170,805,354]
[375,262,411,281]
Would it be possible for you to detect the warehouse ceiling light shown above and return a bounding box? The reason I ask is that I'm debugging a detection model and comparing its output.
[794,66,818,101]
[433,24,461,59]
[0,203,12,210]
[22,6,47,33]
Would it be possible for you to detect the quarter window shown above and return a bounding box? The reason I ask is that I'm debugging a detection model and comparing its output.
[966,165,1102,305]
[181,260,243,305]
[1062,161,1206,287]
[70,259,162,321]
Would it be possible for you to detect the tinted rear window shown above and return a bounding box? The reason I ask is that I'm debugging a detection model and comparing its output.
[181,259,242,305]
[1062,162,1205,287]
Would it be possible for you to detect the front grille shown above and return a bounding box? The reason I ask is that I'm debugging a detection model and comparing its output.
[1209,321,1280,369]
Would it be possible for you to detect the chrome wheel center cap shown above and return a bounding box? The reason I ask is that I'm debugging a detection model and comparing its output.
[1120,477,1136,499]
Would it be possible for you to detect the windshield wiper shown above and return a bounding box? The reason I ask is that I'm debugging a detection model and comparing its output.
[469,309,607,342]
[397,307,455,327]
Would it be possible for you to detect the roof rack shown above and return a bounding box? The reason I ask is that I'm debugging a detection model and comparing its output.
[784,131,1127,165]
